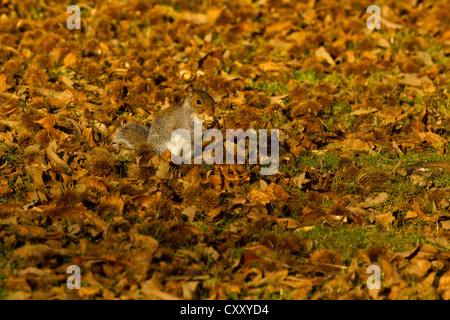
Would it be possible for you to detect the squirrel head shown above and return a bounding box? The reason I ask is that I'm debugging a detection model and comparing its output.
[186,85,215,117]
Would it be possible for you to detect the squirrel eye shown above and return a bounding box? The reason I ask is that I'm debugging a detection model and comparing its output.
[196,99,202,105]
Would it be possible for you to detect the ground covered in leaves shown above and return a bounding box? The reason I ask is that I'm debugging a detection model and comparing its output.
[0,0,449,300]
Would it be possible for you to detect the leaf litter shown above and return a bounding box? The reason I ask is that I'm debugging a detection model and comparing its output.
[0,0,449,300]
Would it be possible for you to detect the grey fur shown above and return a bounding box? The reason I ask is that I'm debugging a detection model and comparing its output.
[112,98,200,154]
[112,87,214,155]
[112,122,150,150]
[147,98,199,154]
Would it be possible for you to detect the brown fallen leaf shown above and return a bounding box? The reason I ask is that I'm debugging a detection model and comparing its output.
[315,47,335,65]
[246,188,272,205]
[373,212,395,227]
[410,174,427,187]
[276,218,300,229]
[441,220,450,231]
[310,249,345,273]
[19,86,75,106]
[220,165,250,186]
[437,271,450,300]
[292,172,310,188]
[46,140,70,170]
[209,174,222,190]
[17,267,53,277]
[265,21,293,35]
[403,257,431,279]
[350,108,378,116]
[380,17,404,29]
[259,60,290,75]
[181,206,197,223]
[78,176,108,193]
[0,104,20,116]
[416,272,439,299]
[426,237,450,249]
[34,117,61,139]
[155,157,173,179]
[24,164,44,189]
[230,91,246,106]
[409,161,450,174]
[241,251,264,266]
[283,276,313,300]
[361,192,389,208]
[0,74,11,93]
[180,8,222,25]
[208,207,222,219]
[398,73,435,92]
[11,244,68,267]
[7,292,31,300]
[248,269,289,287]
[15,224,48,239]
[63,52,77,68]
[326,138,373,152]
[231,194,247,206]
[182,281,199,300]
[416,132,446,149]
[77,286,101,299]
[141,285,181,300]
[220,70,241,81]
[265,183,291,200]
[60,75,75,88]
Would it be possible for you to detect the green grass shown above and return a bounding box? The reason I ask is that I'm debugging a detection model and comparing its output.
[0,143,23,168]
[293,70,320,83]
[324,72,343,85]
[283,150,449,214]
[245,81,290,95]
[320,100,355,131]
[0,240,16,299]
[284,150,449,180]
[352,151,449,204]
[354,149,449,167]
[279,152,341,176]
[297,223,428,264]
[432,173,450,187]
[300,153,341,172]
[245,70,321,95]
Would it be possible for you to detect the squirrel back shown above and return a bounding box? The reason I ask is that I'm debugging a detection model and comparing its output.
[112,85,215,153]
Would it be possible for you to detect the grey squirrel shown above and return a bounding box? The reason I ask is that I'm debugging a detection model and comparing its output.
[112,85,215,157]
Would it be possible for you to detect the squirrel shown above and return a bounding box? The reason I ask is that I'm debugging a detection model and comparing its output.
[112,85,215,158]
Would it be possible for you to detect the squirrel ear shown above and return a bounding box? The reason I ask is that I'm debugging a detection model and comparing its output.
[186,85,194,98]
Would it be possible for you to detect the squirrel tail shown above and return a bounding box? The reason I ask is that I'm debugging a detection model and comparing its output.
[112,122,150,150]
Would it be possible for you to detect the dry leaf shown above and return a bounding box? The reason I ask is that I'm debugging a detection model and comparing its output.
[63,53,77,67]
[246,188,272,205]
[293,172,309,188]
[156,157,173,179]
[182,206,197,223]
[0,104,20,116]
[0,74,11,93]
[361,192,389,208]
[34,117,61,139]
[315,47,335,65]
[437,271,450,300]
[373,212,395,227]
[350,108,378,116]
[46,140,69,170]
